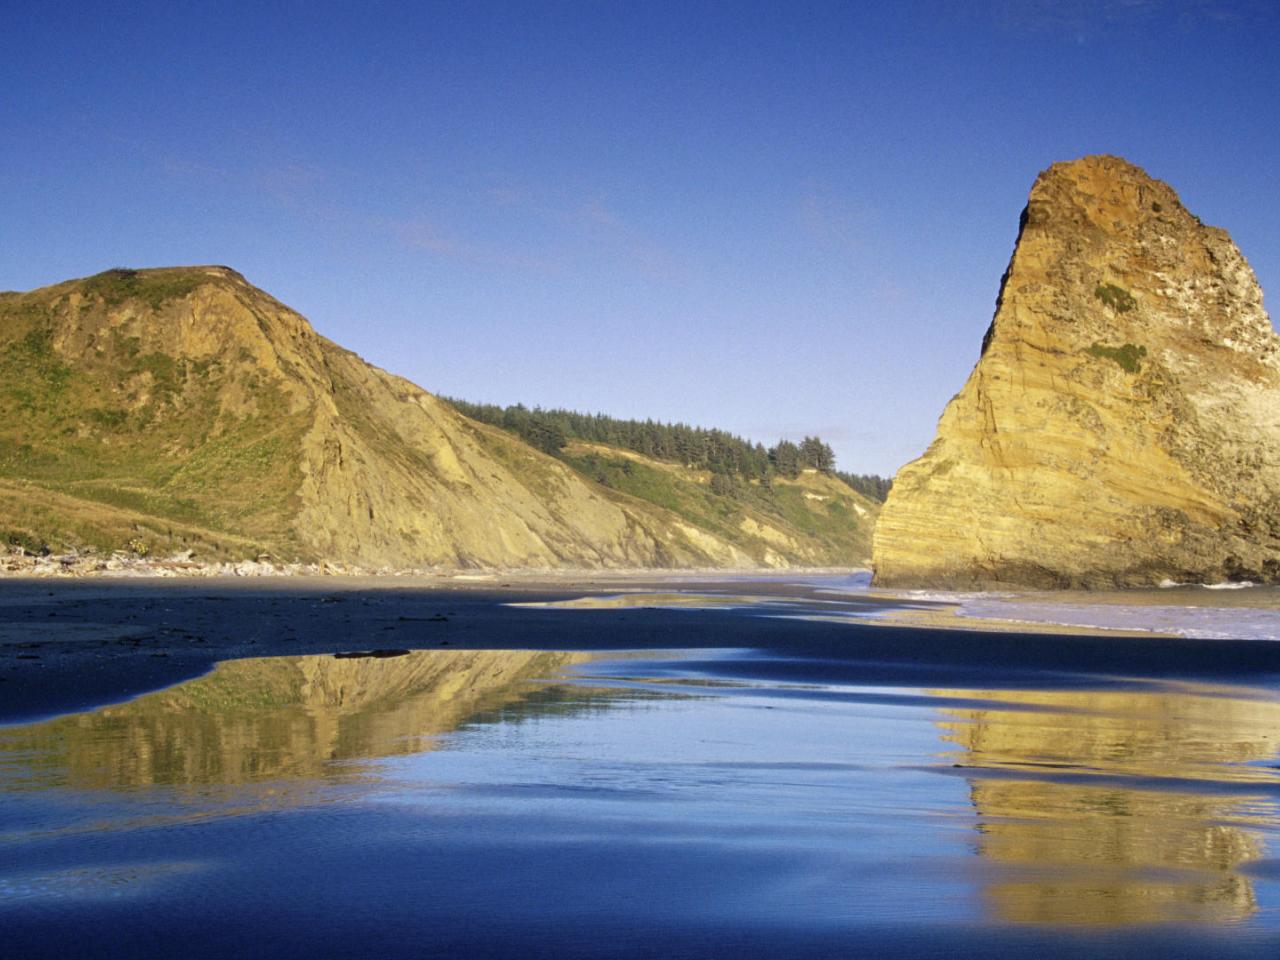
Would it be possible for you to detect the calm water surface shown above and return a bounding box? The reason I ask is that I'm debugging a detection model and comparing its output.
[3,644,1280,958]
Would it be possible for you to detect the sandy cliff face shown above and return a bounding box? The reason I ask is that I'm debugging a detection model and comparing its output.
[0,267,873,567]
[873,155,1280,588]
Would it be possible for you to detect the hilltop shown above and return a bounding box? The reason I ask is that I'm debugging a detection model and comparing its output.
[0,267,877,570]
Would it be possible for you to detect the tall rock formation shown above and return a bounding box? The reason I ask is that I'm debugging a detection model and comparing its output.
[873,155,1280,588]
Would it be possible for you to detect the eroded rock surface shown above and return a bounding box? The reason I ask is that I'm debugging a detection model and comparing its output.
[0,267,876,569]
[874,155,1280,587]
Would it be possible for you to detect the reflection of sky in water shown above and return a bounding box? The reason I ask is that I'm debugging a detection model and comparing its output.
[2,648,1280,957]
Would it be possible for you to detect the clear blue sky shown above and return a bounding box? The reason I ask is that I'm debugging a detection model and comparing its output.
[3,1,1277,474]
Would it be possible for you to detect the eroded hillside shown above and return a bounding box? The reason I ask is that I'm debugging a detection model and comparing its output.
[0,267,876,568]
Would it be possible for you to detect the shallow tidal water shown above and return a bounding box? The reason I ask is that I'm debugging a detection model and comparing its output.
[3,640,1280,958]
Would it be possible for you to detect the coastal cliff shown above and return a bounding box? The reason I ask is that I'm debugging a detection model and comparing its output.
[873,155,1280,588]
[0,267,876,568]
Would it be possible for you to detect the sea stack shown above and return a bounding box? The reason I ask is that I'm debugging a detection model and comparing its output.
[873,155,1280,588]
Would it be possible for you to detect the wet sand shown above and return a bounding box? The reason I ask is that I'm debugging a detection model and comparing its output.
[5,573,1280,725]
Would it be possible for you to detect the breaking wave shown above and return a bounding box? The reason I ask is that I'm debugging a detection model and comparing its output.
[955,592,1280,642]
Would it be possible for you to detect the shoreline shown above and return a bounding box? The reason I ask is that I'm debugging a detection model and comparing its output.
[0,549,872,581]
[5,574,1280,728]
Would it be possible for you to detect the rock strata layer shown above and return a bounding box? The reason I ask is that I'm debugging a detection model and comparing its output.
[873,155,1280,588]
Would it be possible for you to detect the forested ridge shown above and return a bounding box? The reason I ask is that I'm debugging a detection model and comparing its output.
[445,398,892,502]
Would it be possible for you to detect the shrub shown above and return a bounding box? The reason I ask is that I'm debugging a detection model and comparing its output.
[1094,283,1136,313]
[1088,342,1147,373]
[88,408,129,429]
[5,530,50,556]
[82,269,205,309]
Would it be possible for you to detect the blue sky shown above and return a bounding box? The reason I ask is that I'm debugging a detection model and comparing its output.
[2,1,1277,474]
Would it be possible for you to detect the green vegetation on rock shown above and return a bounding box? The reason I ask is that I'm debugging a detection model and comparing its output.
[80,268,208,309]
[1094,282,1137,313]
[1087,341,1148,373]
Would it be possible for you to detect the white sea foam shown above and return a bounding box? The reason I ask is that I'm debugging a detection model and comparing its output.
[796,571,873,590]
[1160,578,1256,590]
[955,595,1280,642]
[898,589,1019,603]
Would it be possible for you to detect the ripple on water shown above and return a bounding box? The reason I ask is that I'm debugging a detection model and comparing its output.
[1,645,1280,957]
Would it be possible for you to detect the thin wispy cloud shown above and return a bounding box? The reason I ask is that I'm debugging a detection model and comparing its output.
[389,217,558,272]
[476,182,690,283]
[255,162,328,207]
[147,149,553,271]
[577,197,622,229]
[150,144,337,216]
[990,0,1268,35]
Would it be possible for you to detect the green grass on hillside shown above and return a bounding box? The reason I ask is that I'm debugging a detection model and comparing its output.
[80,268,208,309]
[0,271,876,566]
[560,447,873,563]
[0,289,307,558]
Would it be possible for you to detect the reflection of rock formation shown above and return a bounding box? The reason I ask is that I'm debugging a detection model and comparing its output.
[2,650,595,791]
[936,688,1280,924]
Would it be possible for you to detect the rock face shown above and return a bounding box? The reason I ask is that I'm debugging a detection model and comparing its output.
[0,267,876,568]
[873,155,1280,588]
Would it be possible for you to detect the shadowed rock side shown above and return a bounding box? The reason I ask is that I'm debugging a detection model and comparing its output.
[0,650,598,791]
[873,155,1280,588]
[935,688,1280,925]
[0,267,876,568]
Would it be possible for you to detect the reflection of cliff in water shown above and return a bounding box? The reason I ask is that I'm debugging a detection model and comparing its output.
[936,687,1280,925]
[1,650,598,791]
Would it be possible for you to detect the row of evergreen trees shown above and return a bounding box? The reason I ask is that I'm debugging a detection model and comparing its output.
[445,398,893,500]
[835,471,894,502]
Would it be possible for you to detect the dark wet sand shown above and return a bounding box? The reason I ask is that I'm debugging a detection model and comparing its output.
[5,574,1280,724]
